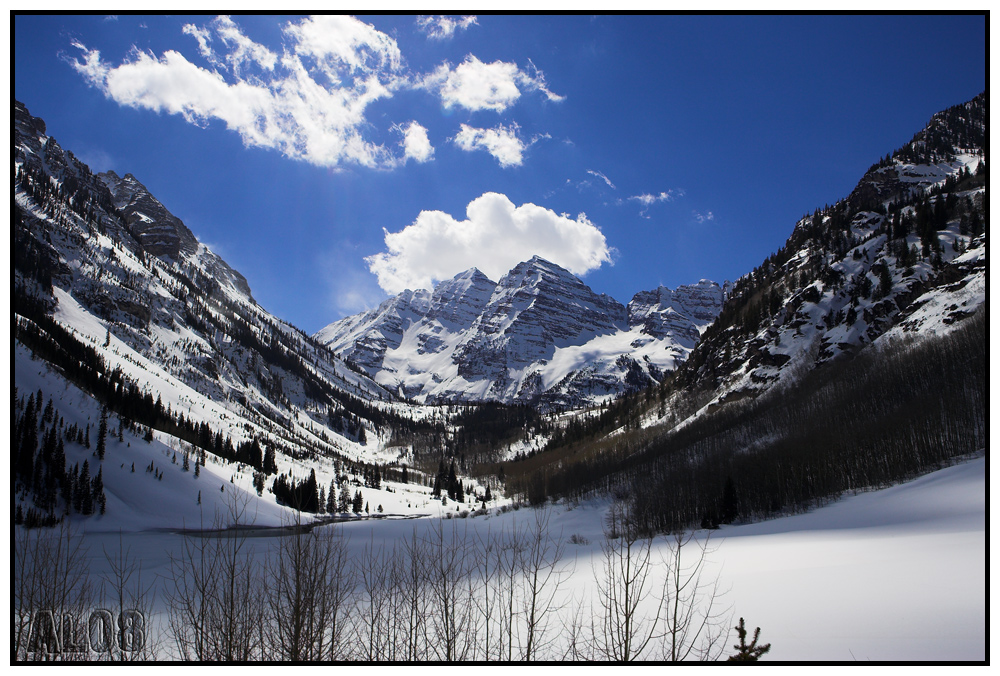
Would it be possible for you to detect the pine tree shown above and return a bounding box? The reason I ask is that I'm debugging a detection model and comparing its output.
[727,618,771,662]
[80,460,93,515]
[326,479,337,513]
[92,467,106,515]
[720,476,738,524]
[96,408,108,460]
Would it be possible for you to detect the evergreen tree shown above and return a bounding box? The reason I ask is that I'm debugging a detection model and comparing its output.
[326,479,337,513]
[92,466,106,515]
[96,407,108,460]
[720,476,739,524]
[727,618,771,662]
[79,460,93,515]
[263,445,277,475]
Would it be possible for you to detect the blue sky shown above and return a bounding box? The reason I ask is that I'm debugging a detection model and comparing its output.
[14,14,986,333]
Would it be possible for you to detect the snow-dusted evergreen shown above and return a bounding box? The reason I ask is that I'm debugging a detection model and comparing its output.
[317,256,726,408]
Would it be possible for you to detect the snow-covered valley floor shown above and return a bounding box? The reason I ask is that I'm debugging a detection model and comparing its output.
[36,455,984,662]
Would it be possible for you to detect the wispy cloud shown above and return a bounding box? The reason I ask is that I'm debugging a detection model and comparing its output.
[416,15,478,40]
[627,189,683,217]
[693,210,714,223]
[366,192,613,293]
[629,191,676,206]
[586,169,616,190]
[420,54,563,113]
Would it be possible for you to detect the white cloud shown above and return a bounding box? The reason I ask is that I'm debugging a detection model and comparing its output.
[69,15,564,171]
[694,211,715,223]
[182,23,215,63]
[422,54,563,113]
[629,191,676,206]
[587,169,616,190]
[627,189,683,217]
[416,15,478,40]
[283,14,401,80]
[453,123,526,167]
[365,192,613,293]
[213,15,278,75]
[396,121,434,163]
[69,15,408,170]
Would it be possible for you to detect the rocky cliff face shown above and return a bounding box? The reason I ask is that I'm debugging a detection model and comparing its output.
[317,256,725,408]
[98,170,254,299]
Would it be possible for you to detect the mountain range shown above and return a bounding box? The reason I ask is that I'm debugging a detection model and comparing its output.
[12,91,987,530]
[316,257,728,409]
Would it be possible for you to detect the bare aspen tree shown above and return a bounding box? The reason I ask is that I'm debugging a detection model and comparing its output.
[354,535,393,660]
[519,508,568,661]
[591,501,664,661]
[265,517,350,661]
[14,522,93,661]
[472,525,501,660]
[319,526,355,660]
[497,521,528,661]
[660,530,731,661]
[166,512,219,659]
[100,530,160,660]
[213,492,265,661]
[424,519,475,661]
[398,528,430,661]
[167,494,264,661]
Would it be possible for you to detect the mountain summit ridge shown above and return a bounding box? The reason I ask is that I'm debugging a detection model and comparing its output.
[317,256,726,407]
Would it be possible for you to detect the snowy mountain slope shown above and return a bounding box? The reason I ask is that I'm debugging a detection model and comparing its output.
[317,256,726,408]
[14,99,496,527]
[680,92,987,409]
[502,93,987,518]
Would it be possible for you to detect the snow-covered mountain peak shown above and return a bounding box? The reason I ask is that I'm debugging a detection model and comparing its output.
[317,255,722,408]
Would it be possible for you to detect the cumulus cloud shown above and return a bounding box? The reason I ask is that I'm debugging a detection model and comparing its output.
[416,15,478,40]
[365,192,613,293]
[396,121,434,163]
[453,123,527,167]
[422,54,563,112]
[69,15,409,169]
[68,15,564,171]
[694,211,715,223]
